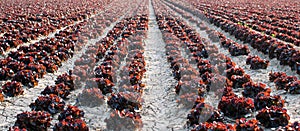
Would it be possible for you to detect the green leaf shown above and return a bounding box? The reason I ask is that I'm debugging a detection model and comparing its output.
[271,34,276,37]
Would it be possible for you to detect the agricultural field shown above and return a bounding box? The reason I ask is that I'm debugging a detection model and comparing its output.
[0,0,299,130]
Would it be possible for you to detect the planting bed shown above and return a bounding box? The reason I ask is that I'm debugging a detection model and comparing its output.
[0,0,299,130]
